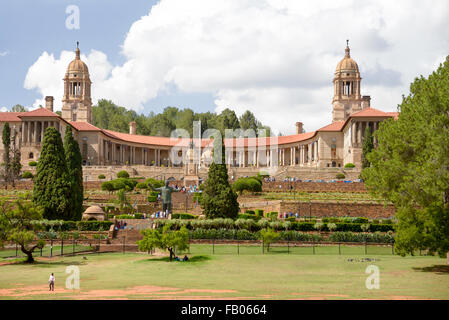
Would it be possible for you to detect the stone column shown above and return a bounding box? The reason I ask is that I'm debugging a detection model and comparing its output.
[21,122,25,144]
[307,143,312,163]
[352,121,356,146]
[357,122,362,145]
[40,122,44,144]
[28,122,32,145]
[373,122,378,144]
[33,121,37,143]
[290,147,294,166]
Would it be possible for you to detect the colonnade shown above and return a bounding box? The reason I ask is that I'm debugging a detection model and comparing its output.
[21,120,59,145]
[351,121,379,147]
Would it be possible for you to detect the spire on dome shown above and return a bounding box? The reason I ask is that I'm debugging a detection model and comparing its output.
[345,39,350,58]
[75,41,80,59]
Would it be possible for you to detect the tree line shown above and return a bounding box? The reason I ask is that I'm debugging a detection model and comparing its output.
[92,99,272,137]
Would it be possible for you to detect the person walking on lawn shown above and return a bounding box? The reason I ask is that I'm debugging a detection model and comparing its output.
[49,273,55,291]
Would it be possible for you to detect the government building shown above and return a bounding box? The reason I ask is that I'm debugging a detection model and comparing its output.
[0,43,398,180]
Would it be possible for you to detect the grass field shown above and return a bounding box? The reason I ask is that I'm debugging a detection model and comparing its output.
[0,244,448,300]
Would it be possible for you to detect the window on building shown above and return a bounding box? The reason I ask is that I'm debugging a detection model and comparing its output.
[28,152,34,159]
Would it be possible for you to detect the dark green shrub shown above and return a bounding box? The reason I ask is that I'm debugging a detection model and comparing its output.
[232,177,262,194]
[245,210,255,215]
[111,179,126,191]
[117,170,129,179]
[109,178,137,191]
[145,178,164,188]
[21,171,33,179]
[101,181,114,192]
[98,174,106,179]
[279,231,323,242]
[352,217,369,224]
[148,195,157,202]
[172,213,196,220]
[115,214,135,219]
[255,209,264,217]
[247,178,262,192]
[238,213,259,221]
[336,173,345,179]
[269,212,278,219]
[53,221,113,231]
[369,224,395,232]
[291,222,315,232]
[344,163,356,168]
[28,161,37,166]
[329,231,394,243]
[136,182,147,190]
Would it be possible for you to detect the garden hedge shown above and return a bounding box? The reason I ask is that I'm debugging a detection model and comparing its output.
[172,213,197,219]
[46,221,114,232]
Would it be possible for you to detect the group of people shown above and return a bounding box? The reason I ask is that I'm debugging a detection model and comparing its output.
[114,221,128,230]
[279,212,299,219]
[148,211,169,219]
[174,255,189,262]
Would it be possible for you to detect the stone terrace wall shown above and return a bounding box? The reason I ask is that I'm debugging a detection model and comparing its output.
[262,181,367,193]
[279,201,395,219]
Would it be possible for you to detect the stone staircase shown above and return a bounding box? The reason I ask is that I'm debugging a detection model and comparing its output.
[109,229,143,244]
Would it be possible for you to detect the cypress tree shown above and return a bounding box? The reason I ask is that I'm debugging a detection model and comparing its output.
[362,126,374,169]
[64,126,84,221]
[2,122,11,188]
[201,138,239,219]
[33,127,71,220]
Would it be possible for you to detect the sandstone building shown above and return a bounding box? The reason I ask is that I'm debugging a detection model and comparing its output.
[0,43,398,179]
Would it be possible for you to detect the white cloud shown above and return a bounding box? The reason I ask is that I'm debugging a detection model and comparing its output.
[24,0,449,134]
[0,107,8,112]
[0,51,8,57]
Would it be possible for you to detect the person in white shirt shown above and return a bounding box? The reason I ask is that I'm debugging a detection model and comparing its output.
[49,273,55,291]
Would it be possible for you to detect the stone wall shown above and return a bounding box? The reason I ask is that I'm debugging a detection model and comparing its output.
[262,181,367,193]
[239,199,395,219]
[279,201,395,219]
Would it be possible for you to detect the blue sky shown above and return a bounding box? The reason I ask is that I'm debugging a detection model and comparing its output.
[0,0,215,114]
[1,1,449,134]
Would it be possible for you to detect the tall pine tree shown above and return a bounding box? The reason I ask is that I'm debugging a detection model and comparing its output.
[362,56,449,257]
[1,123,11,188]
[33,127,72,220]
[362,126,374,169]
[201,138,239,219]
[64,126,84,221]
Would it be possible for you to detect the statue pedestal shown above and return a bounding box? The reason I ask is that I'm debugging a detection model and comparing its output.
[184,175,200,187]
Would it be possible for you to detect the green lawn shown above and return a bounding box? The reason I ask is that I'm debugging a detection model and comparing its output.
[0,245,447,300]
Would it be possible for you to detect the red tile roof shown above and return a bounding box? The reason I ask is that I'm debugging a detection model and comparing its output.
[341,107,398,131]
[385,112,399,120]
[350,107,391,118]
[18,107,59,118]
[0,106,400,148]
[0,112,24,122]
[101,129,208,147]
[99,130,318,147]
[317,121,345,132]
[69,121,102,131]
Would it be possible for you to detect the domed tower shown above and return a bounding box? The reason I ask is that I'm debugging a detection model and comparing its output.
[62,43,92,123]
[332,41,370,122]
